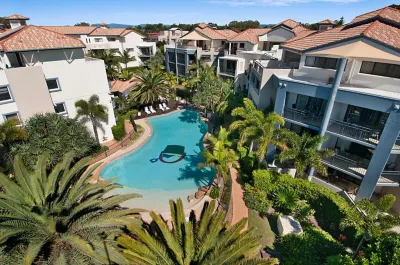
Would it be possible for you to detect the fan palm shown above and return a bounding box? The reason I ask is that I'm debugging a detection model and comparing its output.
[118,50,136,69]
[130,68,170,105]
[118,199,278,265]
[278,132,334,177]
[230,98,286,162]
[0,152,142,264]
[75,95,108,143]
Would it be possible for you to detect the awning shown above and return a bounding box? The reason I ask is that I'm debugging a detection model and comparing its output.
[308,40,400,62]
[180,30,209,41]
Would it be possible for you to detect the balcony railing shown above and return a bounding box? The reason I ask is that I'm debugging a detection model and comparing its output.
[327,120,380,145]
[283,108,323,128]
[219,67,236,76]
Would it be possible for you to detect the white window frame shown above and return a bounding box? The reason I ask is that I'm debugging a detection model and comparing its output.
[54,102,68,115]
[94,38,103,43]
[3,111,20,123]
[0,85,14,105]
[46,78,61,92]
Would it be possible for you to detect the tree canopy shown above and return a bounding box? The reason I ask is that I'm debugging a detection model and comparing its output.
[74,22,90,26]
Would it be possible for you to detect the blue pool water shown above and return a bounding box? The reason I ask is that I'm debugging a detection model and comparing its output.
[100,110,215,191]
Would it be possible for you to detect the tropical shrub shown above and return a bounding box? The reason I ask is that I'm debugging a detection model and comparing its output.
[273,189,299,214]
[244,183,272,213]
[118,199,278,265]
[325,254,364,265]
[209,186,220,199]
[112,120,126,140]
[362,232,400,265]
[274,227,346,265]
[0,152,141,264]
[11,113,99,169]
[294,200,316,223]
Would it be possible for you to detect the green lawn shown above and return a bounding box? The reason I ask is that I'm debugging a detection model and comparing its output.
[248,209,276,248]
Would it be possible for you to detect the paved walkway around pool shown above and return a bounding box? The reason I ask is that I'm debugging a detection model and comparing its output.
[229,167,249,230]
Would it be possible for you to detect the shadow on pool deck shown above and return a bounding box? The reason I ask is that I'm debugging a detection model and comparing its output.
[178,151,215,187]
[179,109,201,124]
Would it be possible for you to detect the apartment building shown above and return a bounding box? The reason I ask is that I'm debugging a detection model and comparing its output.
[0,15,116,143]
[43,24,156,67]
[217,19,315,90]
[246,7,400,211]
[148,28,189,45]
[164,23,237,76]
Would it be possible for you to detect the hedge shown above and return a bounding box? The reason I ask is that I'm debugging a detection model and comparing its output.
[112,109,139,141]
[274,227,346,265]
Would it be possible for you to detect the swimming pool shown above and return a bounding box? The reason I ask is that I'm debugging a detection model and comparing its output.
[100,110,215,192]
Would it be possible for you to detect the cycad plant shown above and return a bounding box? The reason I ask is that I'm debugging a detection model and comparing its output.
[273,189,299,214]
[118,199,278,265]
[230,98,286,162]
[278,132,334,177]
[0,152,141,264]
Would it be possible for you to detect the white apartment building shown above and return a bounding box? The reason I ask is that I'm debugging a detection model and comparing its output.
[148,28,189,45]
[217,19,315,90]
[0,15,116,143]
[246,7,400,212]
[43,24,156,67]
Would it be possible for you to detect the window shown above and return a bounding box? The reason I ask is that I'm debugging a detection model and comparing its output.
[0,86,12,103]
[54,102,67,114]
[46,78,60,92]
[126,48,134,52]
[239,43,245,49]
[4,112,20,122]
[360,61,400,79]
[108,37,116,42]
[304,56,338,70]
[221,41,226,46]
[94,38,103,43]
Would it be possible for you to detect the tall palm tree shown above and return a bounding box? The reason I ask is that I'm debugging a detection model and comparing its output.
[130,68,170,105]
[230,98,286,162]
[340,194,400,258]
[0,152,141,264]
[75,95,108,143]
[118,199,278,265]
[204,126,232,151]
[90,50,121,80]
[278,132,334,177]
[118,50,136,69]
[216,89,245,118]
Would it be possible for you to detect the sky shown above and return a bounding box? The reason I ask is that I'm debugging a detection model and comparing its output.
[2,0,396,26]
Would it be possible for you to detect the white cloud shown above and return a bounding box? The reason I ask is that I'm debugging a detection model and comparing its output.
[207,0,361,6]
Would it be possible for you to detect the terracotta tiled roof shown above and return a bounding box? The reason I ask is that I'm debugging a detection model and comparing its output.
[194,26,224,40]
[285,30,317,43]
[148,32,160,35]
[291,25,310,35]
[89,27,126,36]
[197,22,209,29]
[41,26,97,35]
[0,25,85,52]
[318,19,335,25]
[110,80,140,93]
[349,6,400,26]
[4,14,29,20]
[282,19,400,52]
[274,19,300,30]
[0,26,24,40]
[215,29,237,38]
[228,28,271,44]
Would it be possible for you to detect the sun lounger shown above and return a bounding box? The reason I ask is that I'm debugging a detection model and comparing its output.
[137,111,141,117]
[150,106,157,114]
[162,103,170,110]
[159,104,165,111]
[144,107,151,115]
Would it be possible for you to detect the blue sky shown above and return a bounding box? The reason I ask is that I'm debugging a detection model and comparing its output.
[2,0,396,26]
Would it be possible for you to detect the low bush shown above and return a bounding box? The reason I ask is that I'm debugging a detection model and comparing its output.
[210,186,220,199]
[294,200,316,223]
[363,232,400,265]
[244,183,272,213]
[274,227,346,265]
[112,109,139,141]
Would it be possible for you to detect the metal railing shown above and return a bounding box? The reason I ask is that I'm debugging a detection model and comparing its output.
[283,108,323,128]
[380,171,400,184]
[322,154,366,177]
[219,67,236,76]
[327,119,378,143]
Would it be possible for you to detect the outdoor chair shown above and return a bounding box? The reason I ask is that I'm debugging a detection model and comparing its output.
[159,104,165,111]
[162,103,170,110]
[144,107,151,115]
[150,106,157,114]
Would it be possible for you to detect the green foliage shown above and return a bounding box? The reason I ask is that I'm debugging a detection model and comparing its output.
[363,233,400,265]
[244,183,272,213]
[75,94,109,143]
[118,199,278,265]
[11,113,99,169]
[112,121,126,140]
[221,177,232,206]
[273,189,299,214]
[209,186,220,199]
[0,152,141,264]
[118,50,136,69]
[228,20,260,31]
[147,48,165,70]
[89,50,121,80]
[252,169,273,193]
[275,227,346,265]
[0,118,27,148]
[325,254,362,265]
[74,22,90,26]
[294,200,316,223]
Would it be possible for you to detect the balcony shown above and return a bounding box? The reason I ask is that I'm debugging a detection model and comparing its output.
[86,42,111,50]
[321,154,400,186]
[138,49,153,57]
[283,108,323,129]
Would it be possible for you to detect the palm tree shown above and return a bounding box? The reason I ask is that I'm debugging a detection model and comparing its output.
[118,199,278,265]
[340,194,400,258]
[75,95,108,143]
[0,152,141,264]
[90,50,121,80]
[278,132,334,177]
[130,68,170,105]
[204,126,232,151]
[216,89,245,118]
[118,50,136,69]
[230,98,286,162]
[119,69,133,80]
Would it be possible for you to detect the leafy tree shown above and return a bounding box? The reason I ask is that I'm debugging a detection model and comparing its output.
[147,48,165,70]
[0,17,10,29]
[363,233,400,265]
[278,132,334,177]
[230,98,286,162]
[118,50,136,69]
[75,94,109,143]
[216,89,246,118]
[11,113,99,169]
[390,4,400,10]
[74,22,90,26]
[118,199,278,265]
[0,152,141,264]
[335,16,345,26]
[228,20,260,31]
[89,50,121,80]
[130,68,170,105]
[340,194,400,257]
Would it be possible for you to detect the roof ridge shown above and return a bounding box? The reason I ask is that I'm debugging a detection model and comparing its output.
[0,25,31,49]
[38,26,86,46]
